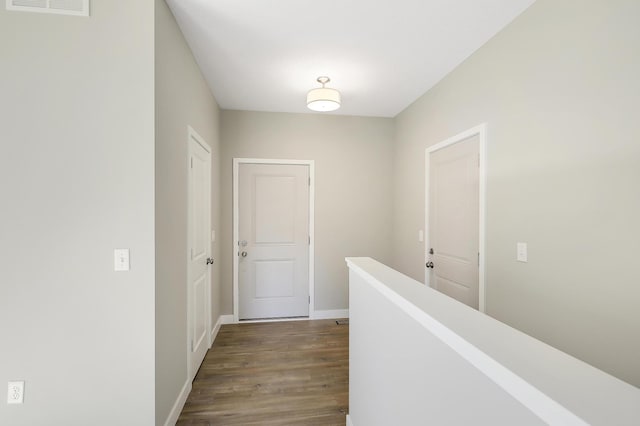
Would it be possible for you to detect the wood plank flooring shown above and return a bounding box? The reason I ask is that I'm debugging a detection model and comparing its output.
[177,319,349,426]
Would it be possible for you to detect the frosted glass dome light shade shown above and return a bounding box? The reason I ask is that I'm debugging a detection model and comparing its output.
[307,77,341,112]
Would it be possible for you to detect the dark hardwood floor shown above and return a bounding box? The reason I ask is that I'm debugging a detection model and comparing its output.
[177,319,349,425]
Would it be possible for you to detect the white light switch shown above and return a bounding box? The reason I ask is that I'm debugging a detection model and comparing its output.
[418,230,424,242]
[114,249,130,271]
[517,242,528,262]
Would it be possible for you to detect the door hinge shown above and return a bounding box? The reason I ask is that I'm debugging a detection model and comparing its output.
[190,158,193,168]
[309,296,311,305]
[308,177,311,186]
[308,236,311,245]
[478,252,480,266]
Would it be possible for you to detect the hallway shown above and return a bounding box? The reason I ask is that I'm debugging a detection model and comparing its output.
[177,320,349,425]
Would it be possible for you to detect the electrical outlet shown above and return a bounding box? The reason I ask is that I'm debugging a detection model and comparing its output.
[7,381,24,404]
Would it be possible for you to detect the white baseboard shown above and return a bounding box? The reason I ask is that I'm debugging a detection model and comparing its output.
[164,378,192,426]
[220,314,234,324]
[239,317,310,324]
[346,414,354,426]
[226,312,348,323]
[209,315,223,347]
[311,309,349,320]
[209,314,235,347]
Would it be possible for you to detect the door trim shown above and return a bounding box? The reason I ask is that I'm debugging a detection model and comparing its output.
[425,124,487,312]
[232,158,315,323]
[187,126,212,380]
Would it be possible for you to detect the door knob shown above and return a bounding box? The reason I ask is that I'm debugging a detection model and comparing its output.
[426,261,434,268]
[241,251,248,257]
[206,257,214,265]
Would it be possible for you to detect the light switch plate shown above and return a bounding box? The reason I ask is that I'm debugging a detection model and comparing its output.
[517,242,528,262]
[418,230,424,242]
[114,249,130,271]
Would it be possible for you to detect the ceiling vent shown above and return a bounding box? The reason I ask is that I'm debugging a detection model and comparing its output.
[6,0,89,16]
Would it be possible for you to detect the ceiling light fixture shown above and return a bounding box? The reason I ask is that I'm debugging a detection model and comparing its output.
[307,76,341,112]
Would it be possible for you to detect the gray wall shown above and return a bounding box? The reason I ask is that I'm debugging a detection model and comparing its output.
[0,2,156,425]
[220,111,394,313]
[155,0,221,424]
[392,0,640,387]
[2,1,637,424]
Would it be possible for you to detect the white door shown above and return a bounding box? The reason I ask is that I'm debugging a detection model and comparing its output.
[238,163,310,320]
[187,129,211,379]
[426,134,480,309]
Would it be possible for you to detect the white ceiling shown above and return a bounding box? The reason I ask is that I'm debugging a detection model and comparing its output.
[165,0,535,118]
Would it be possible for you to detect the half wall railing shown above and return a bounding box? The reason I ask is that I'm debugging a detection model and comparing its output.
[346,257,640,426]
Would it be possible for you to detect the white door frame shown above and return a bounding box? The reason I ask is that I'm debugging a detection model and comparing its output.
[425,123,487,312]
[187,126,212,380]
[232,158,315,323]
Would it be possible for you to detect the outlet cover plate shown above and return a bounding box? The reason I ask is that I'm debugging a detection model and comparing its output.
[7,381,24,404]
